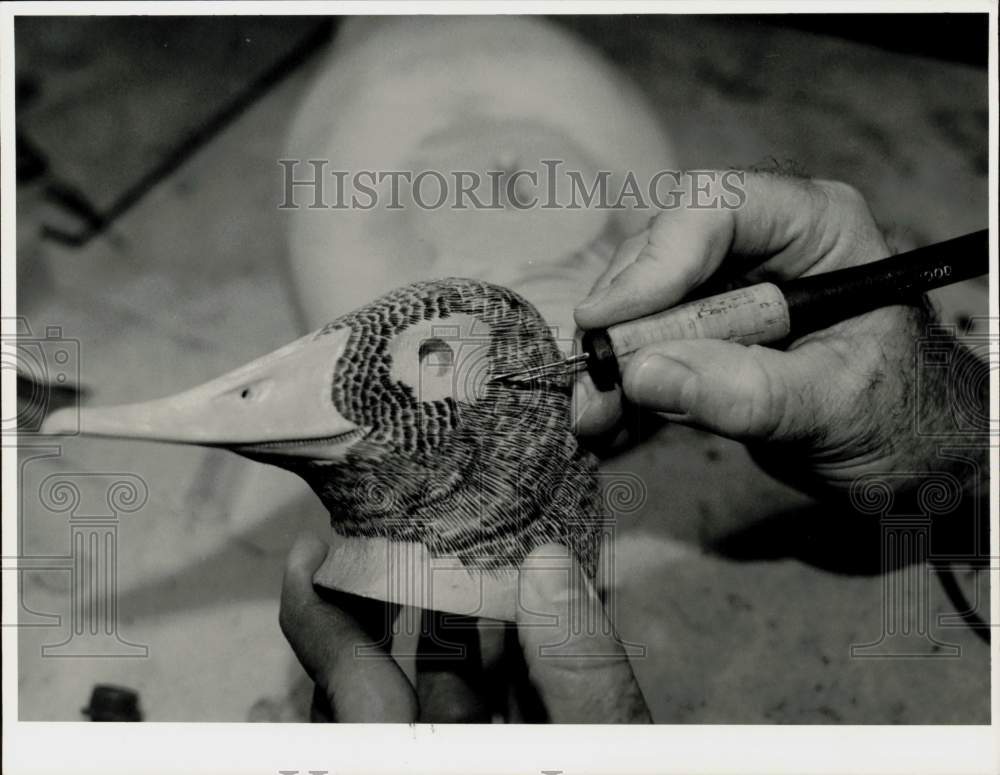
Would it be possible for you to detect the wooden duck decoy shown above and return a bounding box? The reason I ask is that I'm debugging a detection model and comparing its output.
[42,278,606,620]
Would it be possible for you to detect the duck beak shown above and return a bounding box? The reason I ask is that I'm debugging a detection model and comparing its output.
[40,327,362,458]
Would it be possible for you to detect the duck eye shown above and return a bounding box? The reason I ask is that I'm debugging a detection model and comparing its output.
[387,314,488,404]
[418,338,454,376]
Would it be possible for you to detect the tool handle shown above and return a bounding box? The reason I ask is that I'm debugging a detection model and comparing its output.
[589,229,988,390]
[781,229,988,336]
[587,283,791,389]
[605,282,790,356]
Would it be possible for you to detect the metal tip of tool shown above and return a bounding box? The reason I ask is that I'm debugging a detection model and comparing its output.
[488,353,588,385]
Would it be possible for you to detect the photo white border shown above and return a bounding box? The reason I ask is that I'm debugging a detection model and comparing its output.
[1,2,996,774]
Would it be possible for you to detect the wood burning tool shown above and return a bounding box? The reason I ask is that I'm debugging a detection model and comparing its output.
[490,230,989,390]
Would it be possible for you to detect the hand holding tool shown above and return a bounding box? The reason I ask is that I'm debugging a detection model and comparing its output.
[491,230,989,390]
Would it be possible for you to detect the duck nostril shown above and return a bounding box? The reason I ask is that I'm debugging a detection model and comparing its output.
[234,379,273,402]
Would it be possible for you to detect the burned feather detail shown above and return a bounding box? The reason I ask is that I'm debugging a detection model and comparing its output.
[301,278,605,576]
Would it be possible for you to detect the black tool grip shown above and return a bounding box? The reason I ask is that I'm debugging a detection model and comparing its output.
[781,230,988,337]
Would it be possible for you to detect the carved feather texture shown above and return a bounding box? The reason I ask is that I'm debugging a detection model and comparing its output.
[290,278,605,576]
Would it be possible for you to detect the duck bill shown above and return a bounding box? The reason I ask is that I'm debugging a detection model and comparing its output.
[39,326,363,459]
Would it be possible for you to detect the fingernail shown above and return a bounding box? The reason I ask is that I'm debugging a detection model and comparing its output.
[576,288,606,310]
[520,544,574,611]
[626,354,696,412]
[574,377,596,431]
[578,271,622,308]
[573,375,602,431]
[521,549,605,637]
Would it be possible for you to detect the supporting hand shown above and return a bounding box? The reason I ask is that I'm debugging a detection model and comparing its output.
[279,535,649,722]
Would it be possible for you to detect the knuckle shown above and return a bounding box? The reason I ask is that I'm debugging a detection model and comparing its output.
[806,334,902,440]
[633,241,665,270]
[816,179,868,213]
[805,180,887,266]
[647,205,731,284]
[613,231,649,265]
[708,347,788,439]
[741,346,789,439]
[820,333,887,388]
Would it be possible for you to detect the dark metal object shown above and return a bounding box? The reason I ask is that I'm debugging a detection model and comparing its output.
[81,684,143,721]
[581,328,618,392]
[16,371,86,433]
[15,131,48,183]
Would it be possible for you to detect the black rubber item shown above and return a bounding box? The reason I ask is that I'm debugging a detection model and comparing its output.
[782,230,988,337]
[81,684,143,721]
[582,328,620,392]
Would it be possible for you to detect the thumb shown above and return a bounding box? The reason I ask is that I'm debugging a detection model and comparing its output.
[517,544,650,723]
[280,534,417,722]
[621,338,826,443]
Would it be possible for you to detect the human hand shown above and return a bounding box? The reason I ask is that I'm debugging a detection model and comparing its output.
[572,172,989,497]
[279,534,650,723]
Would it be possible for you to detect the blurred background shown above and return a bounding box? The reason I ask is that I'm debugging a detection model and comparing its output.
[14,14,989,722]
